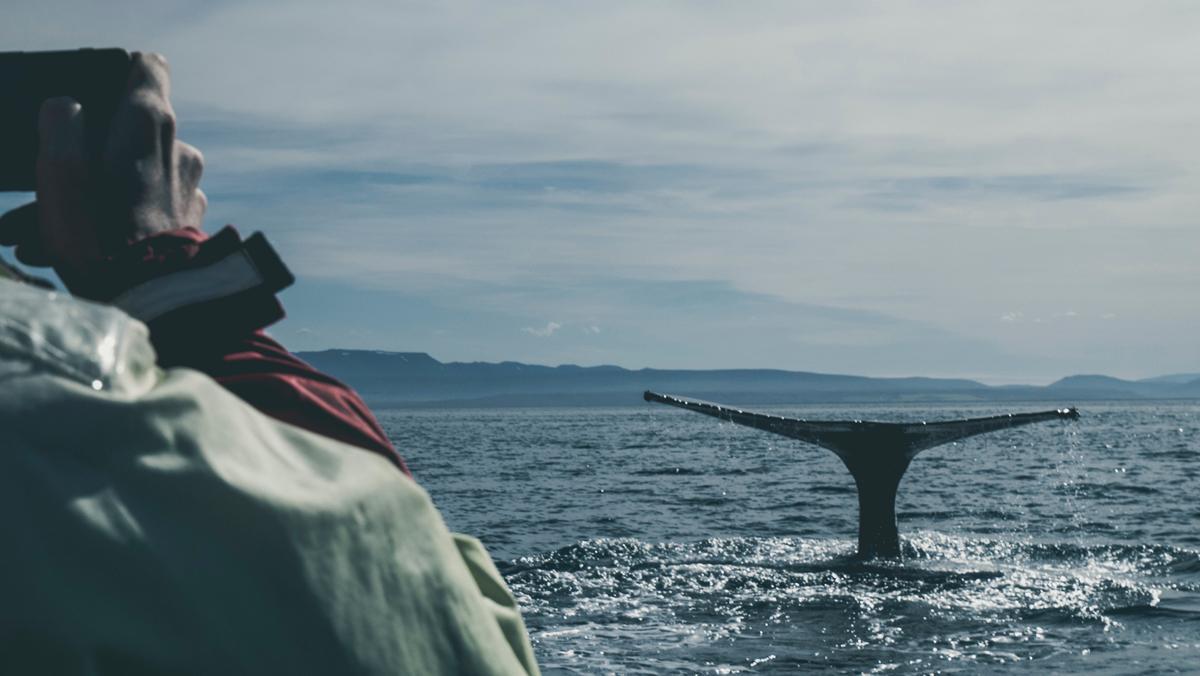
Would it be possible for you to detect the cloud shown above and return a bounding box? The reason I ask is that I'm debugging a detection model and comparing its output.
[522,321,561,337]
[2,1,1198,378]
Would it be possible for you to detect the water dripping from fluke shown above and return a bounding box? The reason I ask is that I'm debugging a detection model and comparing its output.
[643,390,1080,560]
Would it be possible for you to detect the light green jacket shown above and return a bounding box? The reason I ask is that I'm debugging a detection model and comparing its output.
[0,278,539,675]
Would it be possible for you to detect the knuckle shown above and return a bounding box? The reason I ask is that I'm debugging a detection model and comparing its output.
[127,94,175,132]
[130,51,171,94]
[126,96,157,125]
[178,143,204,174]
[160,108,177,137]
[132,51,169,71]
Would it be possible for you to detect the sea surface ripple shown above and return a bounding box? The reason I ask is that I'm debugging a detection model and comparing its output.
[378,401,1200,674]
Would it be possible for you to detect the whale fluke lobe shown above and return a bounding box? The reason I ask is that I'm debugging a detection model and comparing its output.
[644,390,1079,559]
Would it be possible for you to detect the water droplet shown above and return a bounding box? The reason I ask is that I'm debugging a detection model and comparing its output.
[91,379,103,391]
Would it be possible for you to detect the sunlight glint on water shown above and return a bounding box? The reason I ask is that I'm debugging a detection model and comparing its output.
[378,401,1200,673]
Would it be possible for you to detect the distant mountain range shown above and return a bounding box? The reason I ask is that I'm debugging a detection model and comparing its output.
[294,350,1200,407]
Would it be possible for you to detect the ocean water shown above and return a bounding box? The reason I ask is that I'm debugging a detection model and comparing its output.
[377,401,1200,674]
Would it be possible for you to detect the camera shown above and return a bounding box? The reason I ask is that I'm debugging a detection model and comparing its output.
[0,48,131,191]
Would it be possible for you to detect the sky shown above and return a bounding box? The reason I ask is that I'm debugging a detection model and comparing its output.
[2,1,1198,383]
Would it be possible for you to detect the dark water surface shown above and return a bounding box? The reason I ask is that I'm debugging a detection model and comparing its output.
[378,401,1200,674]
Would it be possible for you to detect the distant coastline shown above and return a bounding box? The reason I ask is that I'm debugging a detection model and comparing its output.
[295,350,1200,408]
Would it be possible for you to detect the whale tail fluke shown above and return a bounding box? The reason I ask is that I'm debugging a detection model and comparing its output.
[644,390,1079,559]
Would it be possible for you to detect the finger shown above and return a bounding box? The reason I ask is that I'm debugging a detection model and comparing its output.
[0,201,38,246]
[127,52,171,100]
[109,55,176,166]
[176,140,204,187]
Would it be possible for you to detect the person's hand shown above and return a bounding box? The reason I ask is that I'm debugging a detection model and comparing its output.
[0,52,206,297]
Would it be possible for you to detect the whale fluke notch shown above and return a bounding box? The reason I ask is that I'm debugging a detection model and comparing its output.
[643,390,1079,559]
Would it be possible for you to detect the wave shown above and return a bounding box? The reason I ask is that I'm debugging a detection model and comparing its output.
[629,467,705,476]
[505,537,1200,673]
[514,534,1200,573]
